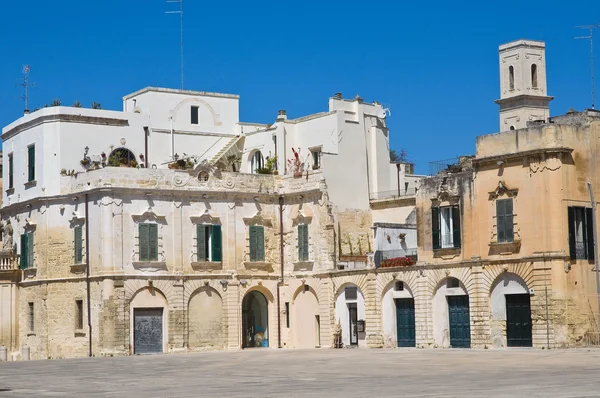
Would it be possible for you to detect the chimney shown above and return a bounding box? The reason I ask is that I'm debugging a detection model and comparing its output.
[277,110,287,121]
[24,109,30,115]
[333,93,342,100]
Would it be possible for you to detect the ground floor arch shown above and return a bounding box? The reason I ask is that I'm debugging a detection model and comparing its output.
[292,285,320,348]
[188,287,224,350]
[242,290,269,348]
[130,287,168,354]
[433,277,470,348]
[382,280,415,348]
[335,284,366,347]
[490,272,532,347]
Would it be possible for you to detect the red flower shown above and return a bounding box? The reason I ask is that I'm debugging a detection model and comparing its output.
[381,257,415,268]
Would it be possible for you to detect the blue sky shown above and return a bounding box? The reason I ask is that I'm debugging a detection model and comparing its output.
[0,0,598,174]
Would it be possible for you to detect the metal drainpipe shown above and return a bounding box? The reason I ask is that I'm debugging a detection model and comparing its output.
[85,194,92,357]
[277,195,284,348]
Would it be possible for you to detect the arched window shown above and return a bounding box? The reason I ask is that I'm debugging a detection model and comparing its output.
[510,125,515,131]
[108,148,137,168]
[509,66,515,90]
[251,151,264,174]
[531,64,538,89]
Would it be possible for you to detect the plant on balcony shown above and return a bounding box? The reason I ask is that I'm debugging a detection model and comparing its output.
[80,158,91,167]
[380,256,415,268]
[287,148,305,177]
[256,156,277,175]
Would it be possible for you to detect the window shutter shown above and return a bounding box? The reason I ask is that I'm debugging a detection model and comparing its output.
[28,146,35,182]
[568,207,576,260]
[211,225,222,262]
[139,224,149,261]
[20,234,28,269]
[504,199,514,243]
[74,226,83,264]
[257,226,265,261]
[432,207,441,250]
[197,224,206,261]
[249,226,257,262]
[452,205,461,249]
[148,224,158,261]
[27,233,34,268]
[586,207,595,261]
[8,155,13,189]
[298,224,309,261]
[496,200,505,243]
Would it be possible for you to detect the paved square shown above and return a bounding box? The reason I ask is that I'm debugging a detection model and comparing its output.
[0,348,599,397]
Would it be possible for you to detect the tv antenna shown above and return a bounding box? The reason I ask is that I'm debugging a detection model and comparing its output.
[20,65,36,113]
[575,23,600,109]
[166,0,184,89]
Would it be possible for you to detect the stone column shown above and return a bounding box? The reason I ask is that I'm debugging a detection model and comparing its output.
[415,269,430,347]
[101,195,114,271]
[365,271,383,347]
[469,263,489,348]
[169,278,186,352]
[226,281,241,350]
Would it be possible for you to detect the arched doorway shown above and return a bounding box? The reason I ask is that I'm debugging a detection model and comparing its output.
[490,272,532,347]
[433,277,470,348]
[242,291,269,348]
[130,287,168,354]
[251,151,264,174]
[382,281,415,348]
[108,147,137,168]
[292,286,320,348]
[188,287,224,350]
[334,284,366,347]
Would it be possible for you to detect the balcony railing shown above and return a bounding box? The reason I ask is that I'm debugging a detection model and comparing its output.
[369,188,417,201]
[374,248,418,268]
[0,252,19,271]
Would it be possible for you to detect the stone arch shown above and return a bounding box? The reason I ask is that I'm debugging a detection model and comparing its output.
[381,278,415,348]
[248,150,264,174]
[427,268,475,297]
[489,272,531,348]
[432,276,470,348]
[129,286,168,354]
[108,147,137,167]
[172,97,221,126]
[125,279,177,304]
[242,287,273,348]
[188,286,224,350]
[481,262,534,294]
[334,282,366,347]
[291,285,320,348]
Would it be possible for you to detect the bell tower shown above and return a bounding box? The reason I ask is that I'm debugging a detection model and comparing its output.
[495,39,553,131]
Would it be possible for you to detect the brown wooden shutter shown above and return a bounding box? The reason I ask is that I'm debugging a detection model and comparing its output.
[432,207,441,250]
[586,207,595,261]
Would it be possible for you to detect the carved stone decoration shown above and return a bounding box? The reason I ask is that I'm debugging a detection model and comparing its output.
[221,177,235,190]
[545,153,562,171]
[190,210,221,225]
[291,212,313,227]
[242,212,273,227]
[2,220,14,252]
[172,173,192,187]
[529,155,541,173]
[488,180,519,200]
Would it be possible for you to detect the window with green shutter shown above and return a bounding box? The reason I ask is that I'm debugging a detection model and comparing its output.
[8,153,13,189]
[196,224,223,262]
[27,145,35,182]
[496,199,514,243]
[249,225,265,262]
[74,226,83,264]
[197,224,207,261]
[211,225,222,262]
[139,223,158,261]
[20,232,33,269]
[298,224,309,261]
[432,205,461,249]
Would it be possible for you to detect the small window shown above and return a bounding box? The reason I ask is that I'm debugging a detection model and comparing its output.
[311,149,321,170]
[198,171,209,182]
[304,284,310,292]
[345,286,358,300]
[191,106,199,124]
[28,302,34,332]
[509,65,515,90]
[447,278,460,289]
[197,224,222,262]
[74,225,84,264]
[27,145,35,182]
[285,302,290,328]
[395,281,404,291]
[432,205,461,250]
[568,206,594,260]
[298,224,309,261]
[496,198,514,243]
[139,223,158,261]
[8,153,14,189]
[251,151,264,174]
[75,300,84,330]
[20,232,34,269]
[510,126,515,131]
[249,225,265,261]
[531,64,538,89]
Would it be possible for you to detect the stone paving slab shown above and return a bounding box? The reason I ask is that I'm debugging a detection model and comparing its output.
[0,348,599,397]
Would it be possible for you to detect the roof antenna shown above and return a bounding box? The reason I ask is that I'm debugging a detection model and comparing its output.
[575,23,600,109]
[20,65,36,114]
[166,0,184,90]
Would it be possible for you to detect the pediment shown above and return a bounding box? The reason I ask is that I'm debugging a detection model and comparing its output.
[488,180,518,200]
[243,212,273,227]
[190,210,221,225]
[132,207,167,223]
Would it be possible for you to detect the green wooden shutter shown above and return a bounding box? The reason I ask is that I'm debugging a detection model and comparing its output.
[586,207,595,261]
[256,226,265,261]
[568,207,576,259]
[496,200,505,243]
[139,224,149,261]
[452,205,461,249]
[148,224,158,261]
[197,224,206,261]
[27,233,34,268]
[20,234,28,269]
[432,207,441,250]
[298,224,309,261]
[211,225,222,262]
[74,226,83,264]
[505,199,514,243]
[249,226,257,261]
[28,146,35,182]
[8,155,13,189]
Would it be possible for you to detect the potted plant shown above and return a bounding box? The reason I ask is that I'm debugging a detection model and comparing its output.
[80,158,91,167]
[287,148,305,177]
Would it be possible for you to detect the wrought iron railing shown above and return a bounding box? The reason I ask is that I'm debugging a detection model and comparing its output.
[369,188,417,201]
[374,248,418,268]
[429,157,460,176]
